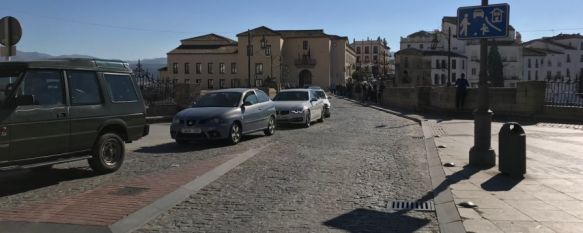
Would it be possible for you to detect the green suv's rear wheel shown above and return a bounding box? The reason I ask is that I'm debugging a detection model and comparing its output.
[89,133,125,173]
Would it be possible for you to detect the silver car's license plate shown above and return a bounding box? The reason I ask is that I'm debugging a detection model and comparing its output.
[181,128,202,134]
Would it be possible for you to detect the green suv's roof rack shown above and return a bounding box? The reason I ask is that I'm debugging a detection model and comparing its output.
[0,58,132,73]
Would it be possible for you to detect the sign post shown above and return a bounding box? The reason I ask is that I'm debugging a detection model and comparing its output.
[457,1,509,167]
[0,16,22,61]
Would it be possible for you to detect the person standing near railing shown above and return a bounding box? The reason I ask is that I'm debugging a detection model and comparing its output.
[455,73,470,111]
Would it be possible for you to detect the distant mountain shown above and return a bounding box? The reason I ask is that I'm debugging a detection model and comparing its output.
[11,50,95,61]
[128,57,166,65]
[7,50,166,79]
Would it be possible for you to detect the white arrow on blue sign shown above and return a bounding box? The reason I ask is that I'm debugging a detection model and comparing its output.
[457,3,510,40]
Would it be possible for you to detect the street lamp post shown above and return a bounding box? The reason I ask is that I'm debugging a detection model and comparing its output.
[447,27,452,86]
[247,29,252,88]
[431,28,452,86]
[267,45,273,80]
[469,0,496,167]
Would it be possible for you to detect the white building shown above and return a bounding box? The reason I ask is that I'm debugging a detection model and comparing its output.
[397,17,523,87]
[523,34,583,81]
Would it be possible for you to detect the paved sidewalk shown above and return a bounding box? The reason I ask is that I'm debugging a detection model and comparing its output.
[432,119,583,233]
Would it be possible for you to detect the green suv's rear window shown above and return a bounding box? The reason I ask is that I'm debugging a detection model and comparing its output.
[104,74,138,102]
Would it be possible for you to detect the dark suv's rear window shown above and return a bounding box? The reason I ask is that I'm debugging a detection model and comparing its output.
[104,73,138,102]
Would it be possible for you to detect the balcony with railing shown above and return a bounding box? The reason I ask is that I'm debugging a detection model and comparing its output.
[295,56,317,68]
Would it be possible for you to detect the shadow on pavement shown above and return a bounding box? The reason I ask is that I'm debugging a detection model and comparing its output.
[323,166,492,232]
[413,165,483,205]
[276,122,326,131]
[375,123,418,130]
[0,167,97,197]
[275,124,304,131]
[134,135,264,154]
[324,208,431,233]
[481,173,523,191]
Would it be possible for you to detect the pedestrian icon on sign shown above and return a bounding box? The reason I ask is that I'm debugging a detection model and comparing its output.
[481,23,490,35]
[460,14,471,37]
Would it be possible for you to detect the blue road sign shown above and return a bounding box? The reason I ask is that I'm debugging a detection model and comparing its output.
[457,4,510,40]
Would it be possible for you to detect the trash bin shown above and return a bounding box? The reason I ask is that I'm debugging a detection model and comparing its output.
[499,122,526,178]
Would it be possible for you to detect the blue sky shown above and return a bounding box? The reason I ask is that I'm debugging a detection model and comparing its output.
[1,0,582,60]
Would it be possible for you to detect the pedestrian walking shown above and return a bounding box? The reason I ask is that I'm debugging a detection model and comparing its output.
[355,82,361,100]
[455,74,470,110]
[378,82,385,104]
[372,84,378,103]
[362,84,367,102]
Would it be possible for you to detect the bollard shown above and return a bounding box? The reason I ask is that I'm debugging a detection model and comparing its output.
[498,122,526,178]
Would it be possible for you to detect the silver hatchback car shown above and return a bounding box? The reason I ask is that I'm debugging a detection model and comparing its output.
[171,88,276,145]
[272,89,325,128]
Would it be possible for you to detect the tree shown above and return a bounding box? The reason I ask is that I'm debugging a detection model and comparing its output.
[351,69,372,81]
[488,43,504,87]
[352,70,360,81]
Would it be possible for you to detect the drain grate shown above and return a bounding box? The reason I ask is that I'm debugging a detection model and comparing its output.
[109,186,150,196]
[389,201,435,211]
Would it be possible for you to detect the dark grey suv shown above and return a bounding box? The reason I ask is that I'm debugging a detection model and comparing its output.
[0,59,149,173]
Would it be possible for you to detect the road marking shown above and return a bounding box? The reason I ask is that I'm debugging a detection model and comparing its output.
[109,144,270,233]
[0,144,271,233]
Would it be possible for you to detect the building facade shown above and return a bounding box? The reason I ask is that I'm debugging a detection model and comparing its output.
[160,26,356,90]
[350,38,391,78]
[397,17,522,87]
[523,34,583,81]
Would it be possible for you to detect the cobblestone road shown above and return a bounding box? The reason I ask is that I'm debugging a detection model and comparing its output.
[0,124,269,210]
[137,98,439,233]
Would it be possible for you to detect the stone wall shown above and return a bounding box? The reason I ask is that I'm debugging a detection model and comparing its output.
[382,87,419,110]
[380,81,581,121]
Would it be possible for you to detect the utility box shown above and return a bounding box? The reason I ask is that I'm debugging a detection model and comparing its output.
[499,122,526,178]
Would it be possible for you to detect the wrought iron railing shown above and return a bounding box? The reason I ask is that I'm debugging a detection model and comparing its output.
[136,77,176,106]
[545,78,583,107]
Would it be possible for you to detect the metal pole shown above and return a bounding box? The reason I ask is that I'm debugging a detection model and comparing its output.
[279,56,282,91]
[4,18,11,61]
[247,29,252,88]
[447,27,451,86]
[469,0,496,167]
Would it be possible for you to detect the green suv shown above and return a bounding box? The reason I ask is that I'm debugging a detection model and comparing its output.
[0,59,149,173]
